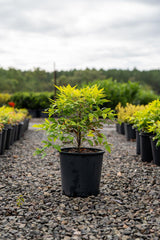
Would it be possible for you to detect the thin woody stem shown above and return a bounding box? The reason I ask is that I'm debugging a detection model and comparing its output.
[77,107,82,151]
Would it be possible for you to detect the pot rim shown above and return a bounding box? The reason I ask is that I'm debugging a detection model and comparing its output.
[60,147,105,155]
[139,131,152,136]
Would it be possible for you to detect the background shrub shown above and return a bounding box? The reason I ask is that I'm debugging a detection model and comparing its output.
[0,93,11,107]
[10,92,54,110]
[2,79,159,112]
[87,79,159,109]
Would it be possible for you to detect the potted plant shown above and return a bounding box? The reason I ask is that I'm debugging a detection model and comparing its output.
[115,103,125,135]
[34,84,115,197]
[0,122,4,154]
[116,103,143,140]
[132,100,160,162]
[148,120,160,166]
[0,106,29,153]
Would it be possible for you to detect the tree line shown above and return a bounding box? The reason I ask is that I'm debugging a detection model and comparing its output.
[0,67,160,93]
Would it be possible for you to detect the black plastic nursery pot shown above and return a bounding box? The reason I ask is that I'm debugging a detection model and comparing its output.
[140,132,153,162]
[116,123,125,135]
[59,148,104,197]
[119,122,125,135]
[0,127,7,155]
[40,111,49,118]
[14,124,19,141]
[124,123,136,141]
[28,109,39,118]
[17,122,24,140]
[136,130,141,155]
[10,124,16,145]
[150,138,160,166]
[0,131,2,154]
[23,118,30,131]
[5,124,13,150]
[116,123,119,133]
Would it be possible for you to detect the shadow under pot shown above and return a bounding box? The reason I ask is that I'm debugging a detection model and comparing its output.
[139,132,153,162]
[150,137,160,166]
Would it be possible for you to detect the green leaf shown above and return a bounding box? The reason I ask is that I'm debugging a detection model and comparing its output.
[89,113,94,122]
[87,139,94,146]
[97,136,103,144]
[104,144,111,153]
[53,145,61,152]
[87,131,95,137]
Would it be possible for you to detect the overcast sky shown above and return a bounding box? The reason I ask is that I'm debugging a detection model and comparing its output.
[0,0,160,71]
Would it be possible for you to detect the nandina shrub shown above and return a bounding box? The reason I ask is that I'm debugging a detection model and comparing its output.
[34,84,115,156]
[0,106,28,125]
[132,99,160,133]
[116,103,145,124]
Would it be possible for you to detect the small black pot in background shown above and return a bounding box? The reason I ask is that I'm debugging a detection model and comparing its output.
[116,123,120,133]
[23,118,30,131]
[28,109,38,118]
[150,137,160,166]
[10,124,16,145]
[136,129,141,155]
[140,132,153,162]
[14,124,19,141]
[40,110,49,118]
[60,148,104,197]
[116,123,125,135]
[0,127,8,155]
[5,124,13,150]
[124,123,136,141]
[0,131,2,154]
[17,122,24,140]
[119,122,125,135]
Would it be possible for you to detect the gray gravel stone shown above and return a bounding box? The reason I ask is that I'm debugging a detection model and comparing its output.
[0,119,160,239]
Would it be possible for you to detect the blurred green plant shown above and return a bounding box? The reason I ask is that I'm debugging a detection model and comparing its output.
[0,93,11,107]
[86,78,158,109]
[16,195,24,207]
[34,84,115,156]
[10,92,54,110]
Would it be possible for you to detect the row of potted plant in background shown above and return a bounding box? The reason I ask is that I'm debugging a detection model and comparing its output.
[0,106,30,155]
[116,101,160,166]
[0,78,159,118]
[0,92,54,118]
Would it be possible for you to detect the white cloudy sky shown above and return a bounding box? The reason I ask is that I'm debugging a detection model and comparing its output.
[0,0,160,71]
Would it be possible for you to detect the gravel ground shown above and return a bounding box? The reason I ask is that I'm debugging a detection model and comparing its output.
[0,119,160,240]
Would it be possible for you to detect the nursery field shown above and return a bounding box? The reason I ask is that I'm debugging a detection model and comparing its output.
[0,119,160,239]
[0,83,160,239]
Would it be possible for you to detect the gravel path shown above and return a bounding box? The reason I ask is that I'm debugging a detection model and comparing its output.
[0,119,160,240]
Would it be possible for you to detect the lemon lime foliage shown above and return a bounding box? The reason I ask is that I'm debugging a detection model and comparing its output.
[132,99,160,133]
[115,103,145,124]
[0,93,11,107]
[34,84,115,155]
[0,106,28,130]
[131,99,160,146]
[115,99,160,138]
[148,121,160,147]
